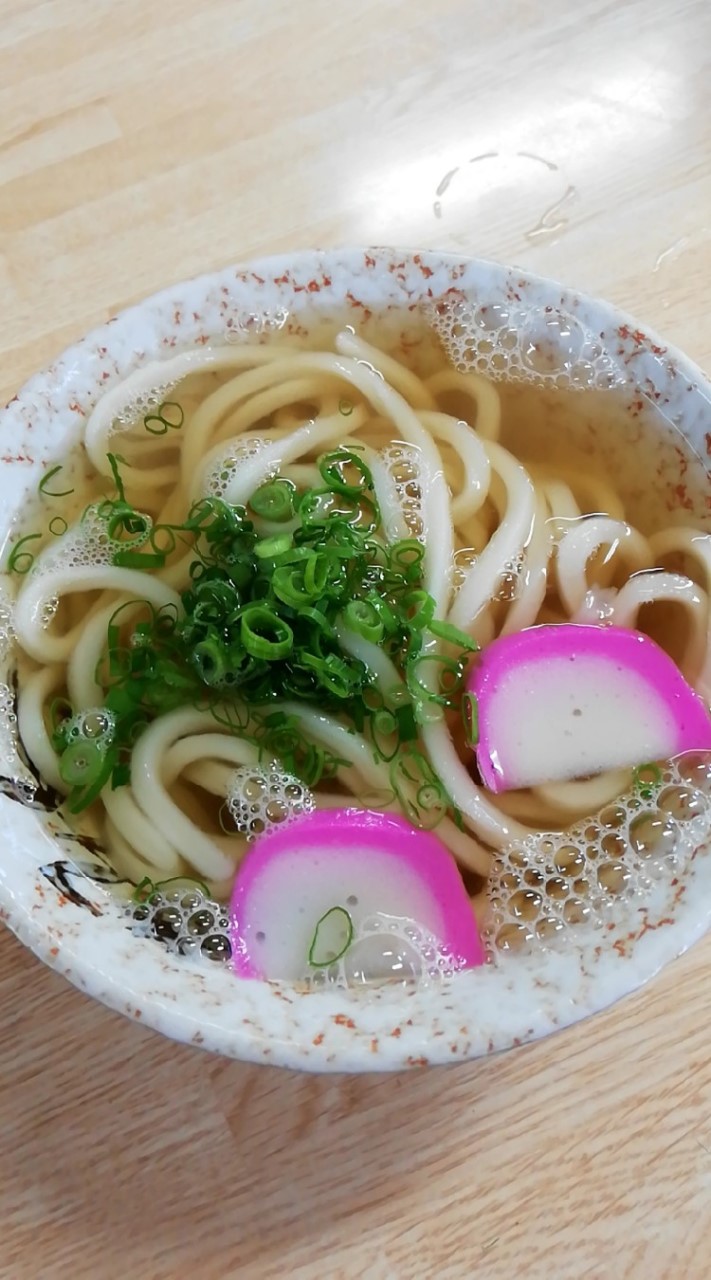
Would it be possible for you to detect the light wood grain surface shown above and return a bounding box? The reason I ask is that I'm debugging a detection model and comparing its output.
[1,2,710,1277]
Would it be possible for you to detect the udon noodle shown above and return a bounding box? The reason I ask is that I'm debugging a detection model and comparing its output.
[6,325,711,947]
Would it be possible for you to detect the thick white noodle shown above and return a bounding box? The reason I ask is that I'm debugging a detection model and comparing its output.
[16,665,67,794]
[424,369,501,440]
[102,785,183,873]
[417,410,491,523]
[182,760,241,796]
[215,408,368,506]
[362,447,411,543]
[84,345,287,473]
[14,568,180,664]
[421,718,534,847]
[333,335,454,616]
[180,364,352,483]
[532,466,626,522]
[269,702,388,790]
[334,622,405,695]
[333,331,437,411]
[129,708,241,881]
[610,570,709,684]
[162,732,259,786]
[118,464,179,492]
[67,597,134,710]
[501,493,554,635]
[555,516,652,615]
[534,769,633,815]
[447,440,536,632]
[541,479,581,521]
[650,529,711,697]
[104,817,160,882]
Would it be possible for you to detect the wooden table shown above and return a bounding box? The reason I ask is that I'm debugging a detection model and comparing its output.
[1,2,710,1276]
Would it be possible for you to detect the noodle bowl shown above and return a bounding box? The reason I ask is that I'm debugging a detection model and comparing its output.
[1,249,710,1069]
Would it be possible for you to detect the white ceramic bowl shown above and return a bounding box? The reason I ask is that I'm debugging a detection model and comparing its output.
[1,248,710,1072]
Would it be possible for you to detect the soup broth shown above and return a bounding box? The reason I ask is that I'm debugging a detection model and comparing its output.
[4,307,711,986]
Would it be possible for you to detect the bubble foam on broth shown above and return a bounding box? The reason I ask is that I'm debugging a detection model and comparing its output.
[113,382,178,429]
[428,296,626,392]
[378,443,425,540]
[226,762,314,839]
[202,437,269,499]
[485,752,711,957]
[427,295,709,536]
[31,507,151,581]
[302,911,460,991]
[124,882,233,965]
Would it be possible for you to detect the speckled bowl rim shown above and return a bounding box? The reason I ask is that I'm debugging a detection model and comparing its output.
[1,247,710,1073]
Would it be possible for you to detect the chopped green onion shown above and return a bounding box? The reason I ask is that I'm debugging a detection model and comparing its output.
[633,762,662,800]
[391,540,425,573]
[106,452,126,503]
[338,398,354,416]
[7,532,41,574]
[318,449,373,497]
[241,605,293,659]
[407,653,466,707]
[463,692,479,746]
[132,876,156,903]
[249,479,296,522]
[38,465,74,498]
[389,748,447,830]
[371,707,399,761]
[254,533,293,560]
[192,637,227,685]
[344,599,384,643]
[271,566,312,608]
[429,618,479,652]
[149,525,179,556]
[395,703,418,742]
[48,516,68,537]
[48,458,475,831]
[404,589,435,631]
[308,906,354,967]
[143,401,184,435]
[112,550,166,570]
[154,874,210,897]
[59,738,107,787]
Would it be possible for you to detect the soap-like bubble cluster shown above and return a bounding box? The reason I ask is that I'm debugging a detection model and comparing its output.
[0,681,19,767]
[203,437,269,499]
[41,596,59,627]
[32,507,151,580]
[0,681,35,803]
[494,552,526,602]
[454,548,526,597]
[378,443,424,540]
[303,912,460,991]
[483,753,711,957]
[222,307,289,344]
[64,707,116,749]
[123,882,232,964]
[0,583,15,663]
[428,297,626,392]
[226,762,314,839]
[113,382,178,428]
[0,584,20,784]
